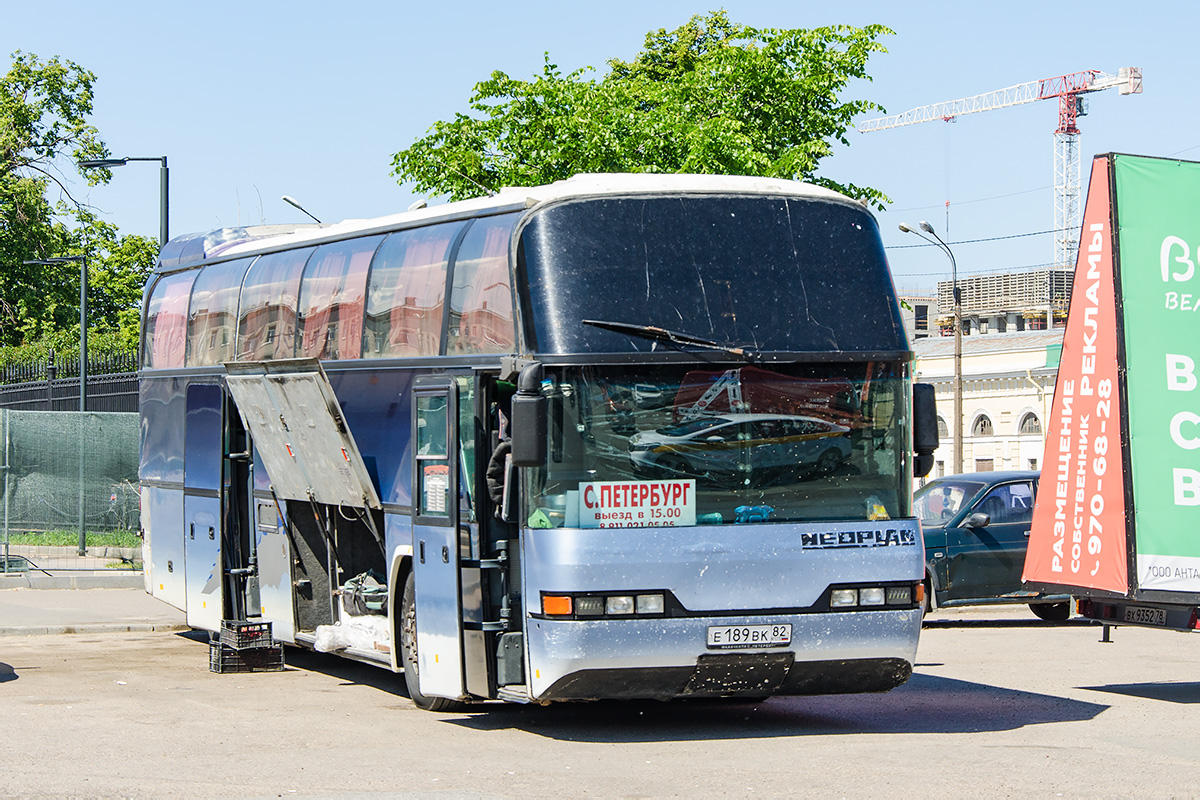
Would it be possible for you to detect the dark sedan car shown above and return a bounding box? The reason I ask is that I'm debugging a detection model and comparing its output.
[914,470,1072,621]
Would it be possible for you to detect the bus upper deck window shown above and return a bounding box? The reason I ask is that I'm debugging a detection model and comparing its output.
[363,222,463,359]
[296,236,382,361]
[144,270,198,369]
[237,249,312,361]
[187,258,252,367]
[447,214,518,355]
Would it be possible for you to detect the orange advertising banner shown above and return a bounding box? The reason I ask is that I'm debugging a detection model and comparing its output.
[1023,156,1129,592]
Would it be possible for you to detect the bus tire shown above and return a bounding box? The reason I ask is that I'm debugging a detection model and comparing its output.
[400,571,466,712]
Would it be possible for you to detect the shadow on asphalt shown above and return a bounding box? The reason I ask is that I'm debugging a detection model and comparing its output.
[1080,682,1200,704]
[187,632,1109,740]
[177,630,416,698]
[443,672,1108,741]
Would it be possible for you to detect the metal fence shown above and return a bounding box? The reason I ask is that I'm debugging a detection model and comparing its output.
[1,409,141,574]
[0,351,138,412]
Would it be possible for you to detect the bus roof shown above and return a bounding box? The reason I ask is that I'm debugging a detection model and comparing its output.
[154,173,852,273]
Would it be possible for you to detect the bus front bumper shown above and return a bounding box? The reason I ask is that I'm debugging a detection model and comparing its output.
[524,608,922,701]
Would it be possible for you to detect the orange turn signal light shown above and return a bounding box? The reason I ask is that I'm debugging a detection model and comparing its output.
[543,595,573,616]
[915,583,925,605]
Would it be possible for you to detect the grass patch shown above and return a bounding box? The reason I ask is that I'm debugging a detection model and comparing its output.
[4,530,141,548]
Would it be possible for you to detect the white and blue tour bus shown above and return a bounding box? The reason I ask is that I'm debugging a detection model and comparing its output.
[138,173,938,709]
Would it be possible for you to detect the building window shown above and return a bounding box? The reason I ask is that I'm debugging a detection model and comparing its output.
[975,458,994,472]
[936,416,948,438]
[1019,412,1042,435]
[1028,458,1038,471]
[915,304,928,331]
[973,415,993,436]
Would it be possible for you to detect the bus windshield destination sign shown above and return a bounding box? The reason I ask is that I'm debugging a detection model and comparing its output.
[579,479,696,528]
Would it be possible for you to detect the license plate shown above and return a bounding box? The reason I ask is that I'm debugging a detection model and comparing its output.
[707,624,792,649]
[1123,606,1167,626]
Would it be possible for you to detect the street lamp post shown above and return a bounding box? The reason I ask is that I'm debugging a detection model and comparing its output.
[900,222,964,475]
[282,195,322,223]
[77,156,169,248]
[23,254,88,554]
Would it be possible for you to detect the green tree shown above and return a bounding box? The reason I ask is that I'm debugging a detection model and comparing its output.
[392,12,892,206]
[0,51,155,349]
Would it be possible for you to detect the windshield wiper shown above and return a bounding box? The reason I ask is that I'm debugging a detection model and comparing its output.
[581,319,759,362]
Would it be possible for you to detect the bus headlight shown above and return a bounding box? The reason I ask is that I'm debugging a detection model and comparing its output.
[860,587,886,606]
[605,596,635,615]
[830,589,858,607]
[636,594,665,614]
[575,596,605,616]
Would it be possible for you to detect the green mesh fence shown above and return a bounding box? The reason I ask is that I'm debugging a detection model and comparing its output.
[1,409,140,573]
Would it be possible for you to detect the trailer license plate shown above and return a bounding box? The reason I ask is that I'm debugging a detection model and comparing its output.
[707,624,792,649]
[1123,606,1167,626]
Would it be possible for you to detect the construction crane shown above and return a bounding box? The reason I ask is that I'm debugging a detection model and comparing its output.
[859,68,1143,269]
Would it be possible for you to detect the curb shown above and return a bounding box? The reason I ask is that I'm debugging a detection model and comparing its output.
[0,573,145,590]
[0,622,190,637]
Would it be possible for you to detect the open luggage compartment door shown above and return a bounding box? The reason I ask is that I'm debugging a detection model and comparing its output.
[224,359,381,511]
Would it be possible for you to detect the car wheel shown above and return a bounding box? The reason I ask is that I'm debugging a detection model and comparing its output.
[816,448,843,476]
[1029,600,1071,622]
[657,455,692,479]
[400,571,466,712]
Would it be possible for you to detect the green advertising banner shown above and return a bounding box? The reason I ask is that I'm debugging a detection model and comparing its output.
[1114,154,1200,593]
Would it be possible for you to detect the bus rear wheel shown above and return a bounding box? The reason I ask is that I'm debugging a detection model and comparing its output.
[400,571,466,712]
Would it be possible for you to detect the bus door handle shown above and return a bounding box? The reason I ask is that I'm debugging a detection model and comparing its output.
[189,523,194,540]
[209,526,215,540]
[419,540,425,564]
[1023,530,1031,538]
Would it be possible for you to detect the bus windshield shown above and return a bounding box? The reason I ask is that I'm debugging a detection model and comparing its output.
[526,362,910,528]
[519,194,905,356]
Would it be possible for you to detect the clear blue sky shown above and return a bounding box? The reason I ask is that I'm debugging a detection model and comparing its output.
[6,1,1197,293]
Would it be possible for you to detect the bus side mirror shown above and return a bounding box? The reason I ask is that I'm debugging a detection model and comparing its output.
[510,362,548,467]
[912,383,938,478]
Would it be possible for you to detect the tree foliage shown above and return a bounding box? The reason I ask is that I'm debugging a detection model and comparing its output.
[0,51,155,350]
[392,12,892,205]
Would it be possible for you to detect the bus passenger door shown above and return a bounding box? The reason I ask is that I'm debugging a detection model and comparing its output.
[411,379,465,700]
[183,383,224,631]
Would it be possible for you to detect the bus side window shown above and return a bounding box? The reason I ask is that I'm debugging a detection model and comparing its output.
[187,258,253,367]
[144,270,199,369]
[296,236,382,360]
[447,214,519,355]
[238,249,312,361]
[416,395,450,518]
[363,222,462,358]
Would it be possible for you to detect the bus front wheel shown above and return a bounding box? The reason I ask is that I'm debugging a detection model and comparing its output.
[400,572,466,712]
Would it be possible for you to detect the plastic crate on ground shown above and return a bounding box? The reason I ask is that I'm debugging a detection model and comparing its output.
[209,641,285,673]
[220,619,273,650]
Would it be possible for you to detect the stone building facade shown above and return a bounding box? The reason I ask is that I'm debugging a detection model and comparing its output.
[911,328,1063,481]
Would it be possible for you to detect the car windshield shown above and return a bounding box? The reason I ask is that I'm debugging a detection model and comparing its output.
[655,418,734,438]
[913,479,985,525]
[525,362,911,528]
